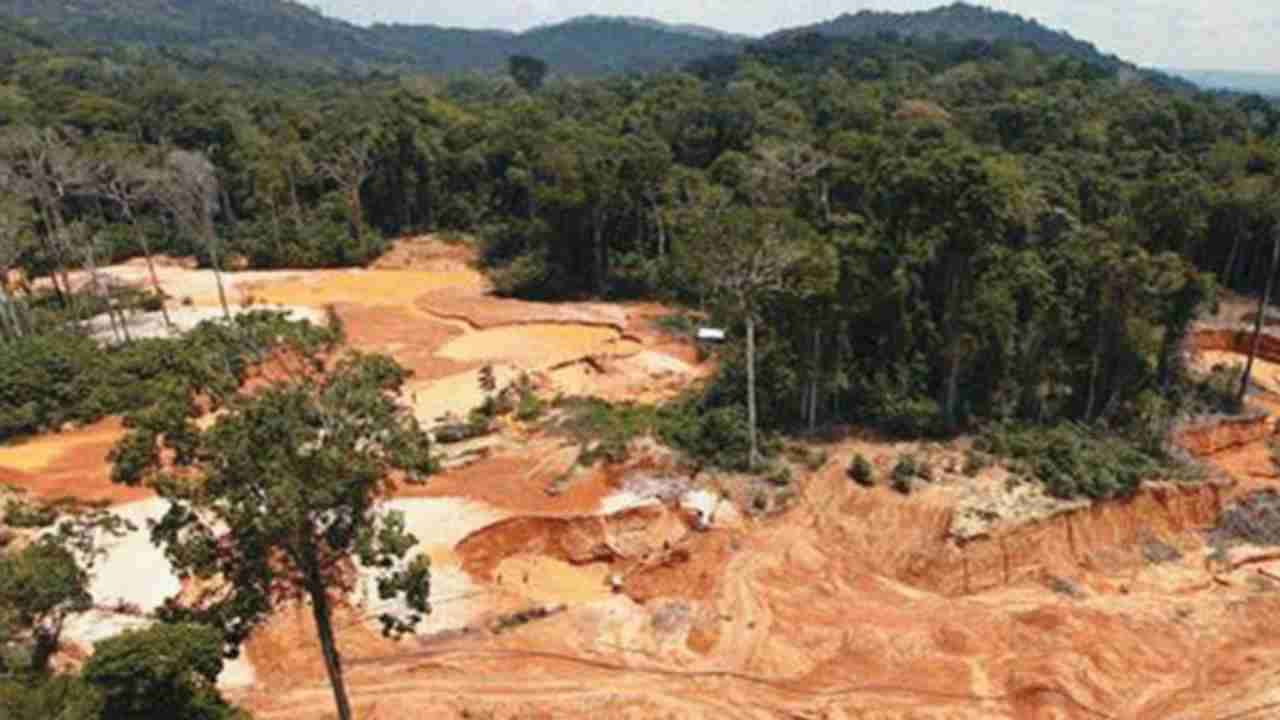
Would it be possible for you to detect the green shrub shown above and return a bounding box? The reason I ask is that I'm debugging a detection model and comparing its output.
[805,449,829,471]
[891,455,919,483]
[1187,363,1245,416]
[554,396,755,471]
[557,397,659,466]
[512,375,544,422]
[0,674,103,720]
[658,402,754,471]
[82,623,249,720]
[3,500,56,528]
[847,454,874,486]
[962,450,990,477]
[765,465,792,486]
[230,208,387,269]
[0,312,339,443]
[653,314,695,336]
[982,422,1161,500]
[516,389,545,422]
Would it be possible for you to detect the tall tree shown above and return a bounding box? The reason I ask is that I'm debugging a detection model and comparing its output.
[111,348,437,720]
[687,206,835,467]
[0,194,34,341]
[159,149,232,320]
[82,623,247,720]
[0,126,90,308]
[0,539,91,674]
[1239,224,1280,404]
[94,146,173,329]
[317,139,374,246]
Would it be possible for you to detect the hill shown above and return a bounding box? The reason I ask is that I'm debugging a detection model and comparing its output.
[1170,69,1280,97]
[0,0,1205,86]
[0,0,412,74]
[770,2,1131,73]
[0,0,743,76]
[547,15,751,42]
[371,17,744,75]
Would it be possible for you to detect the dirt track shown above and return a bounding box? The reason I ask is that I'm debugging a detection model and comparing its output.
[14,244,1280,719]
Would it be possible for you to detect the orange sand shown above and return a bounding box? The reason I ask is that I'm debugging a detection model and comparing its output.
[245,269,485,309]
[434,324,639,367]
[0,419,146,505]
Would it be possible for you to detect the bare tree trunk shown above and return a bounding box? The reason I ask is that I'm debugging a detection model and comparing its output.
[746,314,760,470]
[287,171,303,226]
[87,239,135,343]
[1084,319,1105,422]
[943,353,962,430]
[593,210,606,296]
[348,187,363,244]
[0,283,14,342]
[1239,229,1280,404]
[808,328,820,432]
[135,229,173,328]
[205,228,232,322]
[1224,232,1243,290]
[652,198,666,258]
[85,248,120,343]
[307,580,354,720]
[6,290,25,339]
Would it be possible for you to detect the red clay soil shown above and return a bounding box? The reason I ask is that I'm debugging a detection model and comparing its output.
[1178,414,1273,457]
[334,303,477,381]
[234,329,1280,720]
[1192,327,1280,359]
[239,456,1280,720]
[40,272,1280,719]
[0,419,149,506]
[393,439,615,516]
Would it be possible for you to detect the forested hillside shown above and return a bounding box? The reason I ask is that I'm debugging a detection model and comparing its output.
[769,2,1193,89]
[0,23,1277,489]
[7,10,1280,717]
[0,0,1200,83]
[0,0,743,76]
[370,17,744,76]
[0,0,412,74]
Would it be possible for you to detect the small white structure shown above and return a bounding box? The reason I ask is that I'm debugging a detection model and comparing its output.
[696,328,726,343]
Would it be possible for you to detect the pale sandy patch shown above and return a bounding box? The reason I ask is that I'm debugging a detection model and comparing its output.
[83,498,181,613]
[90,305,326,342]
[493,554,613,605]
[247,269,484,308]
[405,364,525,424]
[61,611,256,688]
[597,490,662,515]
[434,324,636,367]
[352,498,507,635]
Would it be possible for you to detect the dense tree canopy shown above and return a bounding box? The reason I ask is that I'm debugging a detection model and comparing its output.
[0,21,1273,479]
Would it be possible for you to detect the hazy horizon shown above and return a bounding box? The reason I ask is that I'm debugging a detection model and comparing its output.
[305,1,1280,73]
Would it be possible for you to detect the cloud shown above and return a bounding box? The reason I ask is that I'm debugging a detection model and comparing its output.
[308,0,1280,71]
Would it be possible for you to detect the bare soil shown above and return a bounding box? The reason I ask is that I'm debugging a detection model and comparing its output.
[22,245,1280,718]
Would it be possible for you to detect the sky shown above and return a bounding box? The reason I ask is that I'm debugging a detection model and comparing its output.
[304,0,1280,72]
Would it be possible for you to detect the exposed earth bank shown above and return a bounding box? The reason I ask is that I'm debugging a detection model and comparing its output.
[7,242,1280,719]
